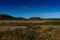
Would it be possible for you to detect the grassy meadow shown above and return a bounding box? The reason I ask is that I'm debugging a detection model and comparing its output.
[0,22,60,40]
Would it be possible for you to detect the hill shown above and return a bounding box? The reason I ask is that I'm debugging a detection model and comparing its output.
[16,17,27,20]
[0,14,15,20]
[0,14,60,20]
[28,17,42,20]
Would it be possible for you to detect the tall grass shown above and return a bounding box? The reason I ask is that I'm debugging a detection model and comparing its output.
[0,26,60,40]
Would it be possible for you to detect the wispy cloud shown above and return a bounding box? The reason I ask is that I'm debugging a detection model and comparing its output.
[40,12,60,18]
[42,6,48,8]
[29,12,60,18]
[9,9,16,12]
[22,6,32,9]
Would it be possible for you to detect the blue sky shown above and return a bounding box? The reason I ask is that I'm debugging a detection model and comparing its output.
[0,0,60,18]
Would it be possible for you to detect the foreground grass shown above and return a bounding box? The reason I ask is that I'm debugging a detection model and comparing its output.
[0,26,60,40]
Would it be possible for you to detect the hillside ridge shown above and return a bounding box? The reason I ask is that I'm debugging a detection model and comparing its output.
[0,14,60,20]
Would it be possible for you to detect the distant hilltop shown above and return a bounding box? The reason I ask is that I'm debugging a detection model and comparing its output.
[0,14,60,20]
[0,14,41,20]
